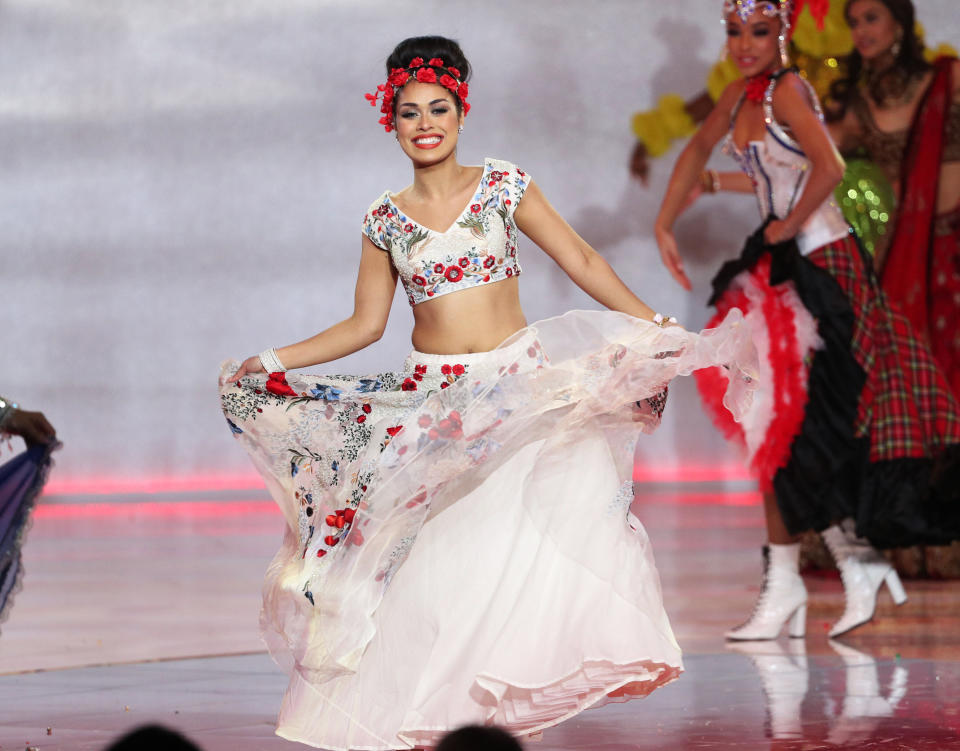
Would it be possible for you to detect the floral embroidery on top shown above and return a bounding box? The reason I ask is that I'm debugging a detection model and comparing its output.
[361,158,529,306]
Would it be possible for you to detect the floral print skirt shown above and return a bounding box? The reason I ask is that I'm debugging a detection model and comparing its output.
[219,309,756,749]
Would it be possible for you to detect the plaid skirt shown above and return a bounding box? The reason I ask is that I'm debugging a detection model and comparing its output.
[699,224,960,547]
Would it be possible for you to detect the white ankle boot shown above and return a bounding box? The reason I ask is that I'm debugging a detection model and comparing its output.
[826,640,909,745]
[728,640,809,740]
[821,523,908,638]
[726,543,808,641]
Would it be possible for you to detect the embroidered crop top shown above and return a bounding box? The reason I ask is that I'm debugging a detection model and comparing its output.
[362,158,530,306]
[852,91,960,187]
[723,74,850,256]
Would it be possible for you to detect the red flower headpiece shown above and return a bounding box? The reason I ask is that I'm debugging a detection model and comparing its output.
[365,56,470,133]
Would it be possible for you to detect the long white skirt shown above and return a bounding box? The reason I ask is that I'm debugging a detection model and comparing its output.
[219,310,755,749]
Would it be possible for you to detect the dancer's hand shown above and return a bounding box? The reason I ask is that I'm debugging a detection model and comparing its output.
[226,355,266,384]
[5,409,57,446]
[629,142,650,184]
[764,218,798,245]
[655,225,692,291]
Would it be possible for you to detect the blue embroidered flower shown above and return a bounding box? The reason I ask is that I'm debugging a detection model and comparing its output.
[310,384,342,401]
[357,378,385,393]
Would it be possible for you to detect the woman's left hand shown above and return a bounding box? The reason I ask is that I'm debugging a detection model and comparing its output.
[763,218,798,245]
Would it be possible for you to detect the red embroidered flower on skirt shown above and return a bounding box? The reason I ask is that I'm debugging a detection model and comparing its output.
[434,262,445,274]
[470,203,481,214]
[412,275,426,286]
[401,378,418,391]
[445,265,464,282]
[265,372,297,397]
[386,425,404,437]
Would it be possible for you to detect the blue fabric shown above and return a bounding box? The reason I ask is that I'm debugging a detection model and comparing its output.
[0,443,55,627]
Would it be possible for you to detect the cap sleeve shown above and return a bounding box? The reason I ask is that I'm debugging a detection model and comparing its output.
[486,158,531,218]
[362,193,392,252]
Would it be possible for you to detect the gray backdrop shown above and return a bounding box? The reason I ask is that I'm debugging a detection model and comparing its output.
[4,1,957,486]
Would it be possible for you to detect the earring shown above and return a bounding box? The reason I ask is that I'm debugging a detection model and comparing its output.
[891,33,903,57]
[458,125,463,134]
[778,30,789,67]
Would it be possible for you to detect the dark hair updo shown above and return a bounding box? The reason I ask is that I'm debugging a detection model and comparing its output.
[385,35,472,117]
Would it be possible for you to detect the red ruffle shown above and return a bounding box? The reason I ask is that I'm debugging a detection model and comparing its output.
[696,255,812,491]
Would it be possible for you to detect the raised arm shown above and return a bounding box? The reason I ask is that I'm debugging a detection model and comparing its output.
[654,81,743,289]
[514,181,661,323]
[227,236,399,381]
[764,73,846,244]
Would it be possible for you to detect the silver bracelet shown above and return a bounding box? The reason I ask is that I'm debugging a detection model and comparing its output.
[652,313,679,328]
[258,348,287,373]
[0,395,19,430]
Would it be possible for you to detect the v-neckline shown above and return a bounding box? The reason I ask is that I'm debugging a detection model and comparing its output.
[385,159,488,235]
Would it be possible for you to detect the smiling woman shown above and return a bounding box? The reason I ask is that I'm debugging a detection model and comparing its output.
[219,34,757,750]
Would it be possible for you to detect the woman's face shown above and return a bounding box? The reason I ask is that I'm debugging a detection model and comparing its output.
[725,10,782,77]
[393,80,463,164]
[847,0,901,61]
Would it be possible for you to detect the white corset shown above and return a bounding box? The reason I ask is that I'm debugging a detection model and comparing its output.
[723,75,851,256]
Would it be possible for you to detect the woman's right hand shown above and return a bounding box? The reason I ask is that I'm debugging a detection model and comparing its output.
[655,225,692,291]
[226,355,266,384]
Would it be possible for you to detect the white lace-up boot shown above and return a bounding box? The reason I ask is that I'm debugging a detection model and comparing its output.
[826,640,908,746]
[821,523,908,638]
[726,543,808,641]
[728,640,809,740]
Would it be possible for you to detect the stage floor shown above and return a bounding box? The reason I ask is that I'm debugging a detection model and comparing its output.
[2,488,959,750]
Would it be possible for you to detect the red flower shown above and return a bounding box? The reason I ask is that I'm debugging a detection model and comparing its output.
[386,425,403,437]
[402,378,418,391]
[452,364,465,376]
[404,223,414,232]
[440,382,449,389]
[441,364,452,375]
[447,66,461,79]
[325,514,337,526]
[745,73,772,103]
[458,257,470,267]
[342,508,356,523]
[324,535,340,546]
[428,57,445,67]
[483,256,495,268]
[362,403,372,413]
[408,57,424,67]
[470,203,481,214]
[413,372,423,381]
[434,262,445,274]
[416,67,437,84]
[439,74,458,91]
[415,364,427,374]
[357,415,366,424]
[388,68,410,87]
[316,549,327,558]
[444,265,464,282]
[463,102,471,114]
[458,82,469,100]
[412,274,426,286]
[506,267,513,277]
[483,275,490,282]
[265,372,297,397]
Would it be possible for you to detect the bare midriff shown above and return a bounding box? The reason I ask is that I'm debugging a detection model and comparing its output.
[409,276,528,354]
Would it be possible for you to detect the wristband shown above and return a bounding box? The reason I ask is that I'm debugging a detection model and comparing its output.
[258,348,287,374]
